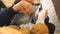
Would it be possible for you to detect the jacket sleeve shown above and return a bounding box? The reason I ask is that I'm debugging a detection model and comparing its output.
[0,7,17,26]
[0,1,6,8]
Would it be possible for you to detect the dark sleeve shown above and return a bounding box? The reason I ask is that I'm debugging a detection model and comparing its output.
[0,7,17,26]
[0,1,6,8]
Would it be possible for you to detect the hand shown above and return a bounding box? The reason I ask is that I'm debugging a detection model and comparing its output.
[13,1,34,15]
[21,0,34,3]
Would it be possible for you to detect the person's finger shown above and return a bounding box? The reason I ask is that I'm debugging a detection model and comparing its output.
[19,5,26,13]
[18,1,34,14]
[19,4,28,15]
[28,7,34,14]
[22,1,34,14]
[21,1,30,12]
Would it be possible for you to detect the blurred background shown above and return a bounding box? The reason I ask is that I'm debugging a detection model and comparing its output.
[52,0,60,33]
[0,0,60,34]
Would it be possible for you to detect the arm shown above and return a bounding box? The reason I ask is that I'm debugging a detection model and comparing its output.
[0,0,34,26]
[0,7,17,26]
[0,1,6,8]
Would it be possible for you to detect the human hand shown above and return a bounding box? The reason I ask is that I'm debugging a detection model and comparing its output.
[13,1,34,15]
